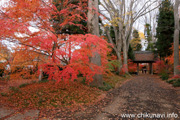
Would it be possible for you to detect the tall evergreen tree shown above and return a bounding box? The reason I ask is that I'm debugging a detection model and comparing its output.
[156,0,174,58]
[128,45,135,60]
[144,23,154,51]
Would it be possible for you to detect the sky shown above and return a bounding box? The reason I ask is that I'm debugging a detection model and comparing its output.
[0,0,8,7]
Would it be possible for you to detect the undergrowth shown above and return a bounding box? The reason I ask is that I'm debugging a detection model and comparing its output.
[166,79,180,87]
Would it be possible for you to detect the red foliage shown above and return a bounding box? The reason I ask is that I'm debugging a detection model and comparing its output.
[153,59,173,74]
[119,59,138,75]
[172,75,180,79]
[0,0,111,83]
[165,44,180,77]
[110,55,117,60]
[120,64,127,75]
[40,34,110,83]
[153,59,166,74]
[128,60,137,73]
[165,44,180,65]
[0,80,102,109]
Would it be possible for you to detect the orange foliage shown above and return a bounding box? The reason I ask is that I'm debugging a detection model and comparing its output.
[153,59,173,74]
[128,60,137,73]
[10,47,47,80]
[153,44,179,74]
[153,59,166,74]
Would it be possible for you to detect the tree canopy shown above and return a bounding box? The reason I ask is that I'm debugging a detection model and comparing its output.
[0,0,110,83]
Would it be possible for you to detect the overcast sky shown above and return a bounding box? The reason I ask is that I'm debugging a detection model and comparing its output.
[0,0,8,7]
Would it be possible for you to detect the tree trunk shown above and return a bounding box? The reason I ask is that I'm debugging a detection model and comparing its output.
[174,0,180,75]
[117,35,123,74]
[39,67,43,81]
[88,0,103,87]
[122,34,128,74]
[117,51,122,74]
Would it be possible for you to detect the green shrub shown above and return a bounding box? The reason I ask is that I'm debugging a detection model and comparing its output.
[98,82,112,91]
[9,86,20,93]
[38,79,49,83]
[173,79,180,87]
[81,76,113,91]
[77,72,83,77]
[1,92,8,97]
[166,79,175,84]
[19,83,30,88]
[81,77,86,85]
[122,73,131,78]
[166,79,180,87]
[160,72,169,80]
[107,60,120,72]
[31,80,37,84]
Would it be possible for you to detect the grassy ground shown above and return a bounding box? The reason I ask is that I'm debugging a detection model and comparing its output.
[104,74,131,88]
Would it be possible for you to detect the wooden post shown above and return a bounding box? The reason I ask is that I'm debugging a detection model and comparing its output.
[151,63,153,75]
[149,63,153,74]
[137,63,139,75]
[149,63,150,74]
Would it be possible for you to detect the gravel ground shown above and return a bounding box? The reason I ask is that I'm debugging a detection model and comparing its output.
[69,74,180,120]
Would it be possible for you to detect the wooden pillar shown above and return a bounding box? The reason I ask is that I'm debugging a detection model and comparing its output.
[137,63,139,75]
[149,63,153,74]
[149,63,150,74]
[151,63,153,75]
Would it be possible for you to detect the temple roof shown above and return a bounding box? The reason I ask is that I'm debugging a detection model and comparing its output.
[133,51,156,63]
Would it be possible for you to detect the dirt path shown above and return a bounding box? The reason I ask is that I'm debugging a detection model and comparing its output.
[73,74,180,120]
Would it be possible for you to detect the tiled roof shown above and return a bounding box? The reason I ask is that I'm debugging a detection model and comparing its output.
[134,51,155,62]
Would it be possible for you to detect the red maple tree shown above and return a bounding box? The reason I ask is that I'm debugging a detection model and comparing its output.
[0,0,110,83]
